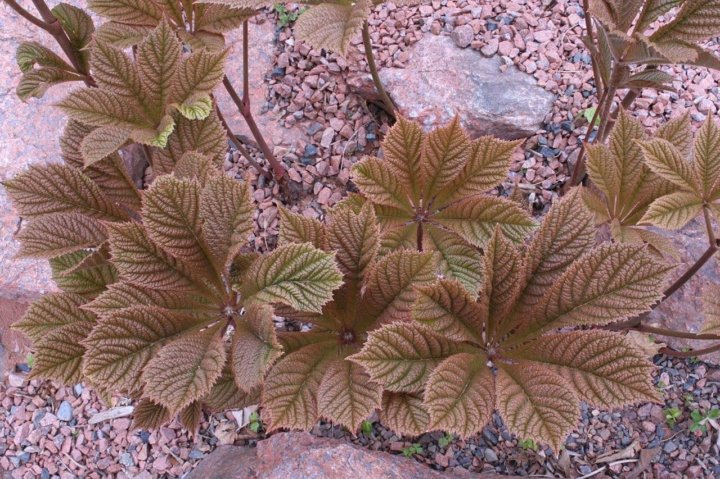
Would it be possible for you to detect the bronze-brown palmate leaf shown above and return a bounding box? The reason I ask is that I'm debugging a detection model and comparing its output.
[350,189,671,451]
[636,115,720,230]
[587,0,720,96]
[7,141,343,428]
[262,202,450,433]
[583,108,690,258]
[352,116,535,292]
[56,19,229,166]
[90,0,255,51]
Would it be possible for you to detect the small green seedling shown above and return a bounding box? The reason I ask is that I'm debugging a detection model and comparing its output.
[683,394,695,407]
[402,443,423,457]
[438,433,454,448]
[26,353,35,369]
[519,438,538,451]
[656,380,667,390]
[580,106,600,127]
[689,408,720,434]
[248,411,262,433]
[664,407,681,428]
[360,420,373,437]
[274,4,304,27]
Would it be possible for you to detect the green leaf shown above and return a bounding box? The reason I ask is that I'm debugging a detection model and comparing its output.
[240,243,343,313]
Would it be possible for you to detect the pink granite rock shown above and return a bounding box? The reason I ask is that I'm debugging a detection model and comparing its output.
[348,35,554,140]
[646,219,720,365]
[187,432,519,479]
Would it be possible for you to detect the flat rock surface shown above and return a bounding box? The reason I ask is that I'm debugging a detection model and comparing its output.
[350,34,555,139]
[187,432,516,479]
[0,0,66,302]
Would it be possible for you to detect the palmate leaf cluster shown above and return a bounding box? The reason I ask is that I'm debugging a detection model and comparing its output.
[585,108,720,250]
[56,19,228,165]
[352,116,535,291]
[89,0,254,50]
[583,108,689,256]
[587,0,720,93]
[261,203,442,432]
[6,123,342,433]
[15,3,93,100]
[350,188,672,451]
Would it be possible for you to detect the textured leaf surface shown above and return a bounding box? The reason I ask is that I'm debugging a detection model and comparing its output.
[241,243,343,313]
[328,203,379,280]
[413,279,484,343]
[16,214,106,259]
[510,331,660,407]
[179,401,203,436]
[137,19,181,117]
[530,243,671,333]
[693,117,720,198]
[200,175,253,269]
[4,164,127,221]
[84,307,205,392]
[203,368,260,412]
[380,392,429,436]
[317,360,382,432]
[107,222,201,291]
[88,0,163,25]
[352,156,413,210]
[263,343,334,431]
[142,176,209,265]
[424,353,494,438]
[442,136,520,204]
[638,139,699,192]
[640,192,704,229]
[49,251,118,296]
[231,304,282,392]
[496,362,578,452]
[133,400,171,430]
[420,116,470,201]
[278,207,326,249]
[361,251,437,325]
[434,195,535,246]
[294,0,370,55]
[349,323,462,393]
[514,188,595,314]
[31,322,94,384]
[483,227,523,339]
[382,116,423,197]
[84,282,210,318]
[13,293,93,344]
[142,325,226,414]
[425,227,483,294]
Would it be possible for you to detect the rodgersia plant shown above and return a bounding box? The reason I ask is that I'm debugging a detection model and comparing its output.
[351,116,535,291]
[6,142,343,432]
[262,203,444,432]
[351,189,671,450]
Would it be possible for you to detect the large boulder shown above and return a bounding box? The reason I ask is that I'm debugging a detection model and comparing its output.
[187,432,517,479]
[349,34,554,140]
[646,218,720,365]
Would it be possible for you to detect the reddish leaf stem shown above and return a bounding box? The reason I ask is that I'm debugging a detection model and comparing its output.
[222,22,286,181]
[659,342,720,358]
[215,105,272,180]
[362,20,395,117]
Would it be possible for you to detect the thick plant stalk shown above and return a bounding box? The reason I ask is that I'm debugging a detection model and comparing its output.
[416,222,423,251]
[215,105,272,180]
[362,20,395,116]
[222,21,286,181]
[6,0,93,85]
